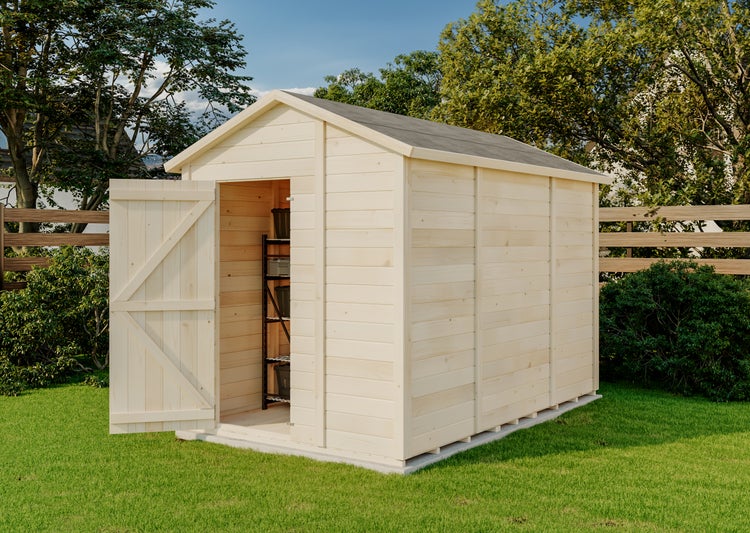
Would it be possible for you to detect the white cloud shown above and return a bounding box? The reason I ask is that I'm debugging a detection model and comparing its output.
[115,59,322,149]
[170,89,211,113]
[119,58,318,113]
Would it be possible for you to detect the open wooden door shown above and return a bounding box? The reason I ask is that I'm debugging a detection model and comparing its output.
[109,180,217,434]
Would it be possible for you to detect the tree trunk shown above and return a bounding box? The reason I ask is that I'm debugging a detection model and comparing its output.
[7,131,39,233]
[15,182,39,234]
[70,184,108,233]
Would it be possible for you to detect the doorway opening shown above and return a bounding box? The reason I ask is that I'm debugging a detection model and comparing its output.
[217,179,291,436]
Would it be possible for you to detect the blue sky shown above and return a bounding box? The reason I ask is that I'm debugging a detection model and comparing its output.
[201,0,481,94]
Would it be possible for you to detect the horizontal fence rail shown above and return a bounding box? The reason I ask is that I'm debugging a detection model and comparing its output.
[1,205,109,290]
[599,205,750,222]
[599,205,750,275]
[5,208,110,224]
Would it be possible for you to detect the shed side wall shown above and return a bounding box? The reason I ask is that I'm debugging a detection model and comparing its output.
[476,169,552,429]
[406,159,476,458]
[550,179,597,404]
[323,125,402,459]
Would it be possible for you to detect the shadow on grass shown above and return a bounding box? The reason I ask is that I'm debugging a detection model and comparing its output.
[424,381,750,471]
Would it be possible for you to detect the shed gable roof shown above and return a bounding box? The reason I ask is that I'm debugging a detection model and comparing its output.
[165,90,610,184]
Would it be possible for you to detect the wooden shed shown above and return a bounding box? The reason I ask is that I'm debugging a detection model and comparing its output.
[109,90,612,473]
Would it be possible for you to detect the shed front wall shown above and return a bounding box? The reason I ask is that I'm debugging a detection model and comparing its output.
[179,105,407,461]
[321,125,404,459]
[405,161,598,459]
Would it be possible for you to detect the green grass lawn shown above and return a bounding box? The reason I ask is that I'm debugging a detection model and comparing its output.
[1,383,749,532]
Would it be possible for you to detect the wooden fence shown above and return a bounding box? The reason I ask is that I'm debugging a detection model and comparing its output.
[0,205,109,290]
[599,205,750,275]
[3,204,749,290]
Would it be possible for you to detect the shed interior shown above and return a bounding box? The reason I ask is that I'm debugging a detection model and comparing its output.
[217,179,292,433]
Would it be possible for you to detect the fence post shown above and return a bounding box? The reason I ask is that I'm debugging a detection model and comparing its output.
[626,220,633,258]
[0,204,4,291]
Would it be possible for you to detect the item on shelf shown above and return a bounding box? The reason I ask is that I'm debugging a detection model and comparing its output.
[272,208,290,239]
[267,257,290,277]
[274,285,290,317]
[275,363,291,400]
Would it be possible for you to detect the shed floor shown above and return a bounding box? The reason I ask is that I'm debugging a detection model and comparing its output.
[219,404,291,440]
[176,394,602,474]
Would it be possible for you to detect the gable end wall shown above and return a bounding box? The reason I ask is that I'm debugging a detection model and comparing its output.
[186,106,316,181]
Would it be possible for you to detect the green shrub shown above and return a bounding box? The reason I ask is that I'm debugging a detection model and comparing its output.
[82,370,109,388]
[0,357,25,396]
[0,247,109,395]
[0,355,78,396]
[600,261,750,401]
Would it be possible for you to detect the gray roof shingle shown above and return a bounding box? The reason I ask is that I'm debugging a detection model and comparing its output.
[285,92,602,178]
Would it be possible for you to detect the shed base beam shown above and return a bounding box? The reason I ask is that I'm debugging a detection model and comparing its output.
[176,393,601,474]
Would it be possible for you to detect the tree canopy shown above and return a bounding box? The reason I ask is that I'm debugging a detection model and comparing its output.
[318,0,750,209]
[437,0,750,207]
[314,50,441,119]
[0,0,254,228]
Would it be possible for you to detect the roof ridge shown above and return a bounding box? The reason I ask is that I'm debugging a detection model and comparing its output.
[283,91,602,178]
[166,90,609,184]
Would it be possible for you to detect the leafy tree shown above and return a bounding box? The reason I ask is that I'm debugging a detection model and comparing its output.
[437,0,750,208]
[315,50,441,119]
[438,1,579,154]
[1,0,254,231]
[0,1,80,231]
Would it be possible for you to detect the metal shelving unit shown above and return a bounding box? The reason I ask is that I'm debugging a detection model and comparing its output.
[261,234,291,409]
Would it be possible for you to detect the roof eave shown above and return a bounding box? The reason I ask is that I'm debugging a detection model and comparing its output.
[409,147,614,185]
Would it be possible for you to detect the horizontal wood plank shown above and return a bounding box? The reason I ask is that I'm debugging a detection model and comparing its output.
[600,205,750,222]
[3,208,109,223]
[3,257,51,271]
[4,233,109,246]
[600,231,750,248]
[110,300,214,312]
[1,281,27,290]
[110,189,215,201]
[110,408,214,424]
[600,257,750,275]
